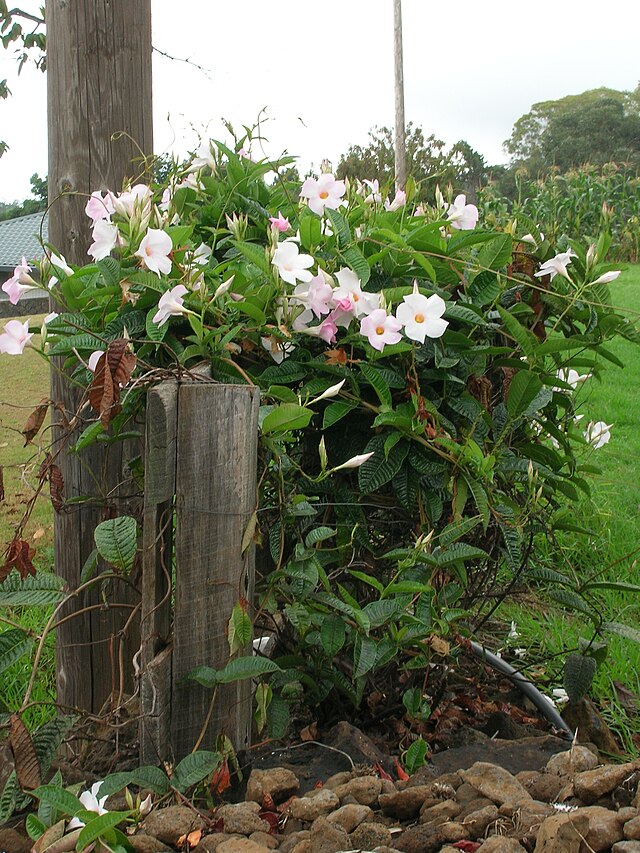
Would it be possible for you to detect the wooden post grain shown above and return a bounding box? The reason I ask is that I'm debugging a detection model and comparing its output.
[172,382,259,759]
[47,0,153,712]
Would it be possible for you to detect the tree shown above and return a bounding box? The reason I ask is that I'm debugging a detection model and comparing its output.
[0,173,47,221]
[504,86,640,174]
[336,124,488,202]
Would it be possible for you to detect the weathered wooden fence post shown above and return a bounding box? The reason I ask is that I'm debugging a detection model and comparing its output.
[47,0,153,712]
[140,380,260,762]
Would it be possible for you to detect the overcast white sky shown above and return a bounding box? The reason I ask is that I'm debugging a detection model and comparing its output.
[0,0,638,203]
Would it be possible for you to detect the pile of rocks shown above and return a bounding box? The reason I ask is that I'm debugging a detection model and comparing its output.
[131,746,640,853]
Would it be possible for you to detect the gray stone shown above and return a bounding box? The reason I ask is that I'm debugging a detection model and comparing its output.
[462,804,500,838]
[574,761,640,804]
[545,746,599,777]
[461,762,534,807]
[288,788,340,821]
[324,770,353,789]
[534,812,590,853]
[245,767,300,804]
[325,802,372,832]
[349,821,393,850]
[288,841,310,853]
[142,805,205,845]
[216,802,271,835]
[613,842,640,853]
[279,831,310,853]
[418,798,462,824]
[129,836,173,853]
[308,816,350,853]
[333,774,382,806]
[378,785,438,818]
[196,836,243,853]
[249,831,278,849]
[525,772,566,802]
[395,821,468,853]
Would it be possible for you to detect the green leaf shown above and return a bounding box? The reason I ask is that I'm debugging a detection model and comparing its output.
[320,615,346,657]
[506,370,543,419]
[0,629,32,676]
[0,573,65,607]
[76,811,132,851]
[32,784,86,817]
[362,599,402,629]
[146,307,167,342]
[228,601,252,655]
[463,476,490,531]
[404,736,429,773]
[235,300,267,325]
[549,589,593,617]
[33,716,78,777]
[96,256,121,287]
[267,695,290,739]
[25,812,47,841]
[94,515,137,573]
[326,208,351,247]
[72,421,106,453]
[172,751,221,791]
[582,582,640,595]
[353,635,377,678]
[563,653,597,702]
[0,771,17,825]
[358,436,409,494]
[213,655,281,685]
[299,213,322,250]
[359,363,392,409]
[323,400,357,429]
[232,240,271,275]
[435,542,489,566]
[438,516,481,546]
[305,526,336,547]
[98,766,170,798]
[341,246,370,285]
[603,621,640,644]
[497,306,537,357]
[262,403,313,434]
[472,233,512,279]
[255,682,271,733]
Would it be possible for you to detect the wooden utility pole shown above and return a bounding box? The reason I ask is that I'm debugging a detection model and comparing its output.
[393,0,406,189]
[46,0,153,713]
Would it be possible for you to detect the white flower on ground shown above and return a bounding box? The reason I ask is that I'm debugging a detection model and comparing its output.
[396,283,448,343]
[152,284,189,326]
[300,173,346,216]
[135,228,173,276]
[360,308,402,352]
[591,270,621,285]
[507,621,520,641]
[88,220,119,261]
[68,781,109,830]
[584,421,612,449]
[0,319,33,355]
[2,257,38,304]
[555,368,591,391]
[272,241,314,285]
[552,688,570,706]
[385,189,406,212]
[446,194,479,230]
[534,251,576,281]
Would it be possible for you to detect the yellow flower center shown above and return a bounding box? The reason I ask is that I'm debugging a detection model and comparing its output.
[319,191,329,199]
[415,313,424,323]
[376,326,385,336]
[353,293,359,301]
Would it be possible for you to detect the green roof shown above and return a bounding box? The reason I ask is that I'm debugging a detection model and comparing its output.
[0,212,49,269]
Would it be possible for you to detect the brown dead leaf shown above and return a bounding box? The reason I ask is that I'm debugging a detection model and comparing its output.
[427,635,450,656]
[10,713,41,789]
[1,537,36,581]
[177,830,202,849]
[299,722,318,742]
[22,399,49,446]
[48,463,64,513]
[324,347,348,366]
[32,820,66,853]
[210,757,231,795]
[33,527,45,540]
[0,466,4,503]
[89,339,136,428]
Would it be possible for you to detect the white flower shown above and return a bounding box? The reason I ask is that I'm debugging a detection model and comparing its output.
[0,319,33,355]
[260,335,294,364]
[507,621,520,641]
[189,141,216,172]
[214,275,235,299]
[300,173,346,216]
[68,781,109,829]
[591,270,621,285]
[363,179,381,205]
[309,380,345,405]
[88,220,119,261]
[446,194,478,230]
[272,241,314,285]
[385,189,406,212]
[552,688,570,706]
[135,228,173,276]
[333,451,375,471]
[555,368,591,391]
[333,267,379,320]
[396,284,448,343]
[152,284,189,326]
[534,251,576,281]
[584,421,612,449]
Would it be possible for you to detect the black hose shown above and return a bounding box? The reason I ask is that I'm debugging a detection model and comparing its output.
[469,640,574,739]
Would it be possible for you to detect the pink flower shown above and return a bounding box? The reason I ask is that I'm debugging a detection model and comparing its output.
[360,309,402,351]
[269,212,291,232]
[333,267,378,320]
[85,191,115,222]
[152,284,189,326]
[112,184,152,219]
[307,316,338,344]
[272,240,315,285]
[446,194,479,230]
[384,189,406,212]
[300,173,346,216]
[2,257,38,304]
[135,228,173,276]
[88,220,119,261]
[237,147,252,160]
[292,274,334,320]
[396,285,448,343]
[0,319,33,355]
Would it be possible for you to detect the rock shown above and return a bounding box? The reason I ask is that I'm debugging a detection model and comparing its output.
[401,765,439,788]
[288,841,310,853]
[279,831,310,853]
[418,798,462,824]
[580,805,626,851]
[325,802,372,832]
[249,831,278,849]
[534,812,589,852]
[333,774,382,805]
[525,772,566,802]
[143,805,205,845]
[378,785,438,819]
[498,800,554,818]
[349,821,393,849]
[395,822,468,853]
[216,802,271,835]
[196,836,243,853]
[308,816,350,853]
[323,770,353,789]
[462,804,500,838]
[626,815,640,839]
[0,827,31,853]
[430,735,569,775]
[245,767,300,804]
[545,746,599,777]
[461,762,534,807]
[478,838,527,852]
[288,788,340,821]
[562,698,624,754]
[613,843,640,852]
[618,807,638,822]
[217,839,273,853]
[574,761,640,804]
[380,778,397,795]
[456,782,488,804]
[129,835,173,853]
[458,796,497,818]
[324,721,392,771]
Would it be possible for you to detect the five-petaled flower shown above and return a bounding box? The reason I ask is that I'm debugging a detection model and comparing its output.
[135,228,173,276]
[446,194,479,230]
[152,284,189,326]
[85,190,115,222]
[272,241,315,285]
[534,251,576,281]
[0,319,33,355]
[584,421,612,449]
[2,257,38,304]
[68,782,109,830]
[88,220,119,261]
[300,173,346,216]
[555,368,591,391]
[333,268,378,321]
[269,212,291,232]
[360,308,402,351]
[396,284,448,343]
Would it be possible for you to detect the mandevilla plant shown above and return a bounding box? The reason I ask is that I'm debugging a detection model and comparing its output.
[2,128,638,735]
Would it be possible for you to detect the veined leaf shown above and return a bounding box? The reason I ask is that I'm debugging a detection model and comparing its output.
[94,515,137,574]
[358,437,409,494]
[359,363,392,408]
[0,573,64,607]
[497,306,537,357]
[320,615,346,657]
[76,811,132,851]
[262,403,313,434]
[0,629,33,676]
[172,751,221,792]
[342,246,371,285]
[506,370,543,419]
[604,621,640,644]
[232,240,271,275]
[323,400,357,429]
[353,635,377,678]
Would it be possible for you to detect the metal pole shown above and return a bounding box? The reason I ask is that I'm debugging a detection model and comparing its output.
[393,0,406,189]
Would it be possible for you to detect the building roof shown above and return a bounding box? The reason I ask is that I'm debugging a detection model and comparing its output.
[0,212,49,270]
